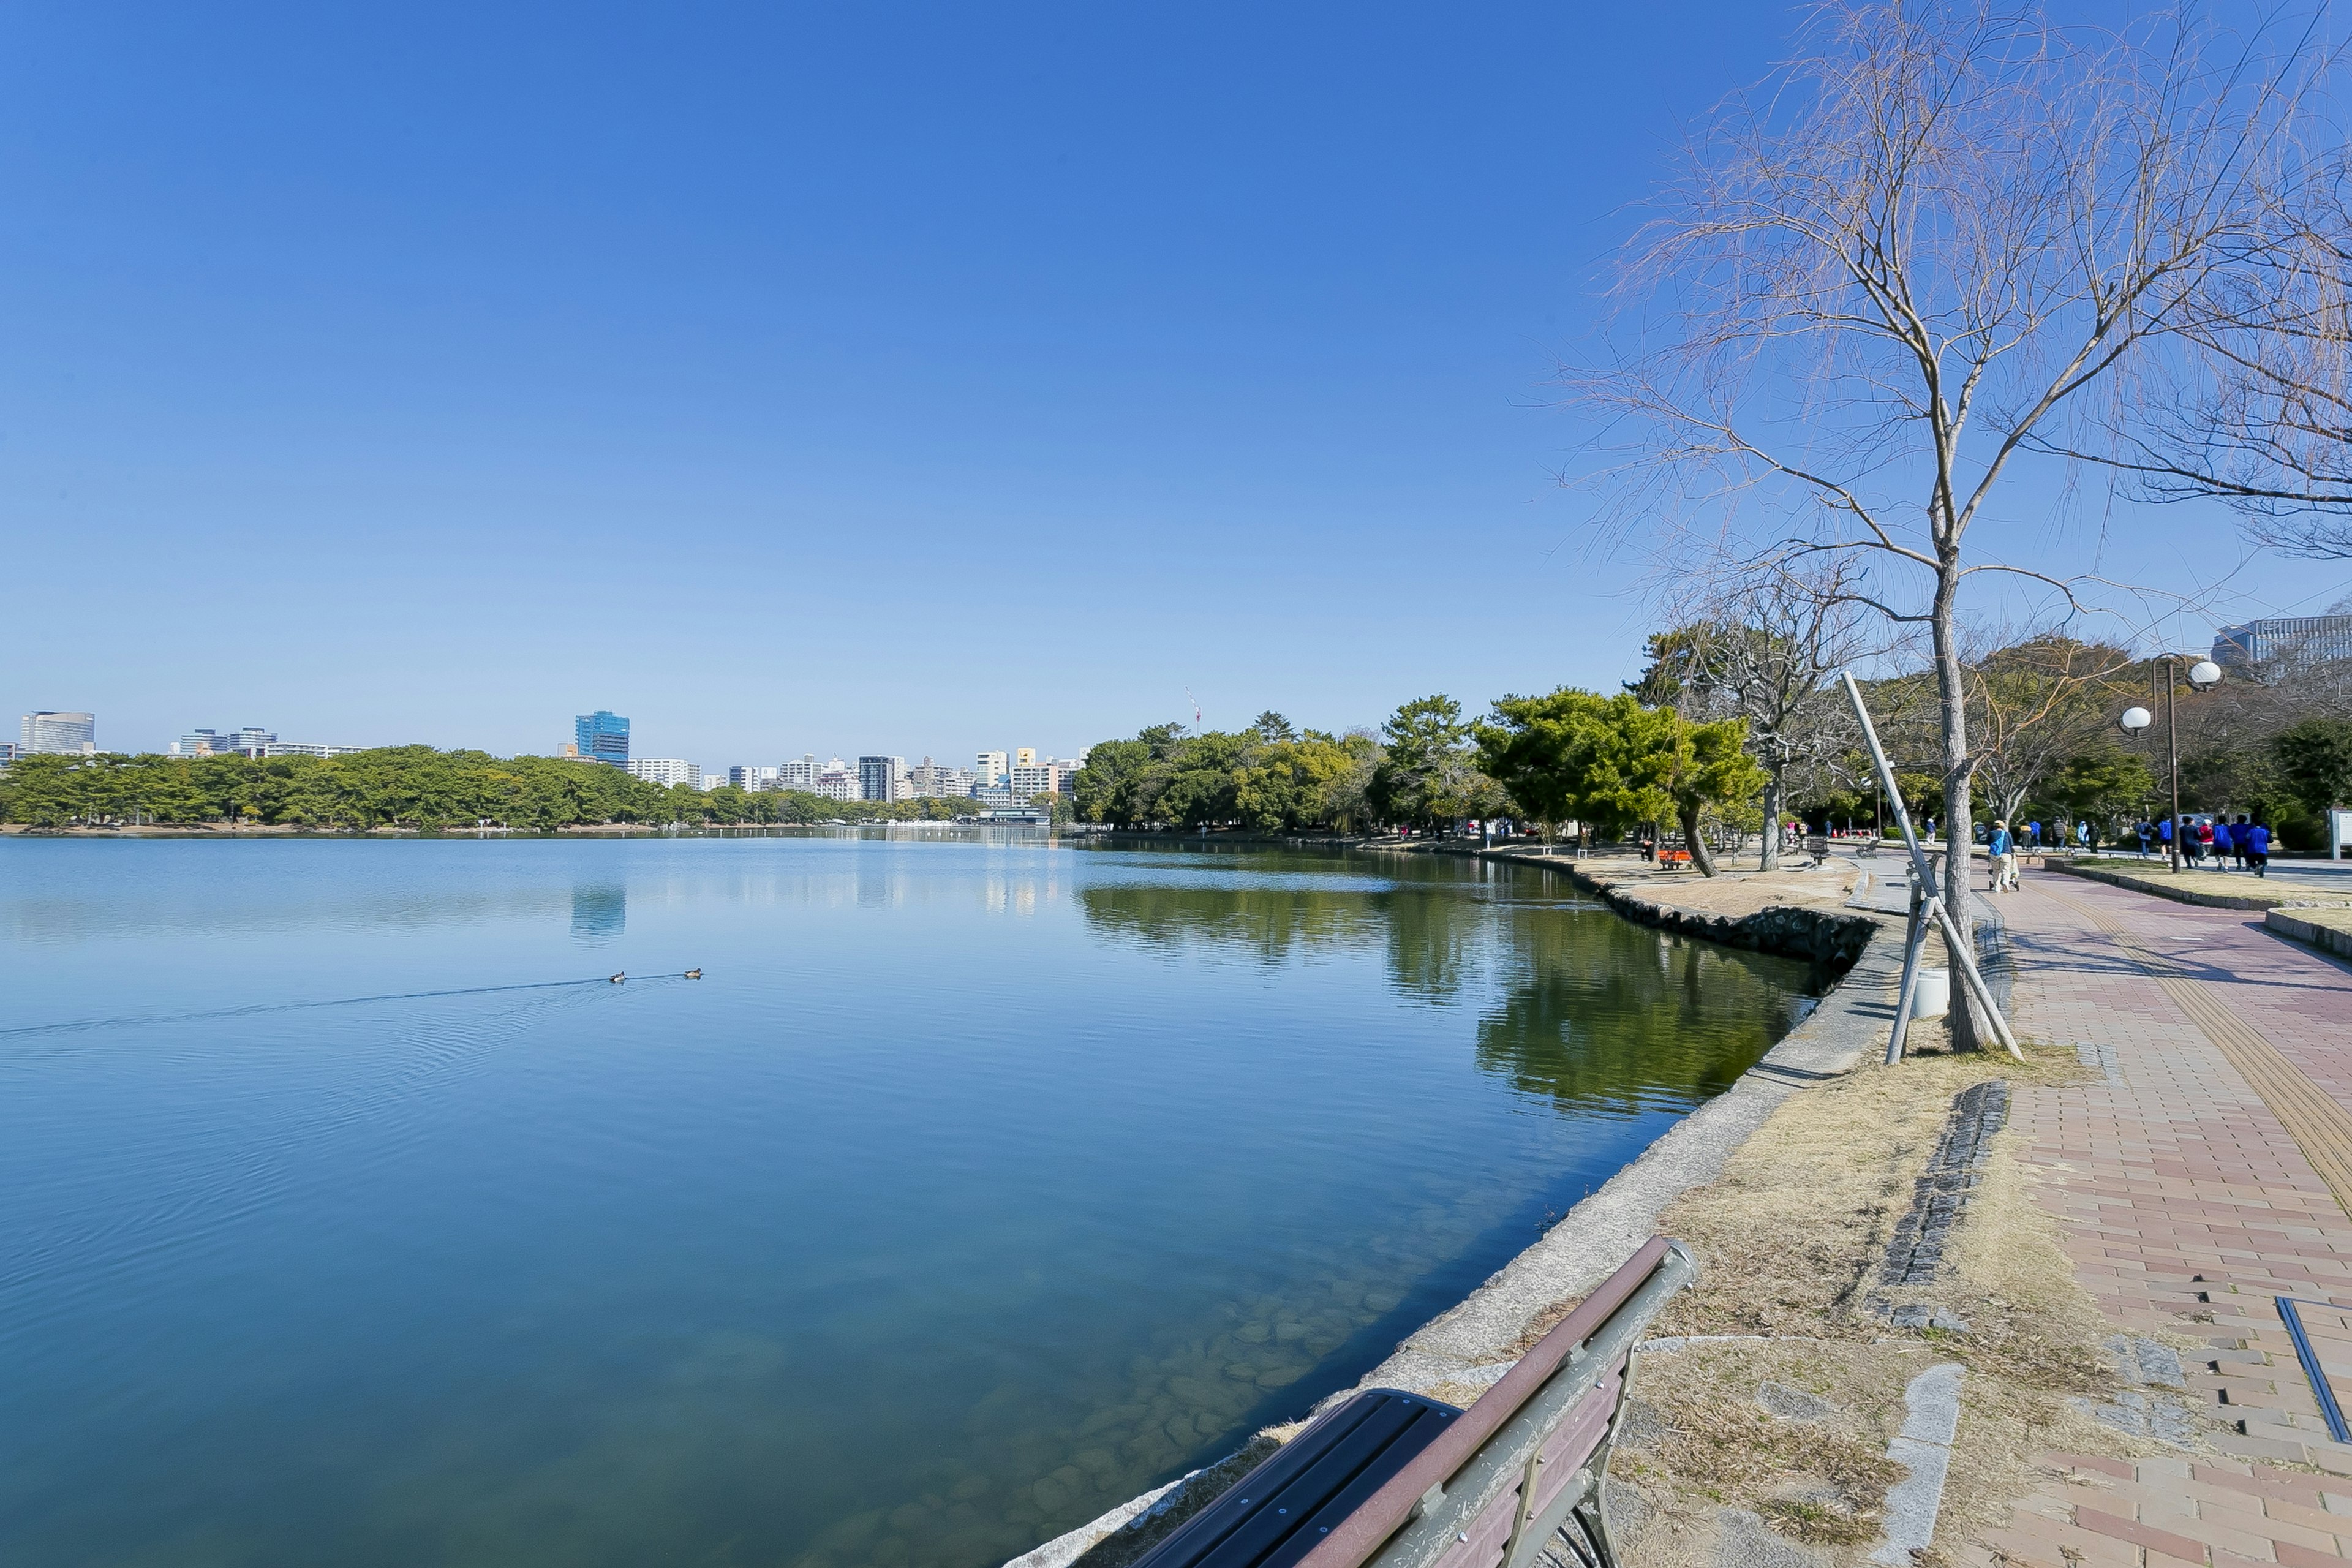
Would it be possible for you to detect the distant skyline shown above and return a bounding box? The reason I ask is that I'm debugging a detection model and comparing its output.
[7,2,2351,761]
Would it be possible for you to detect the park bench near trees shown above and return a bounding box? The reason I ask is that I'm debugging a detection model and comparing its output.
[1128,1238,1694,1568]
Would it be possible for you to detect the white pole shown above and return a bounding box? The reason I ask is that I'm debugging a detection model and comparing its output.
[1839,671,2022,1062]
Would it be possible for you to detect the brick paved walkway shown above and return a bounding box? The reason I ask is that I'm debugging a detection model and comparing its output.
[1958,869,2352,1566]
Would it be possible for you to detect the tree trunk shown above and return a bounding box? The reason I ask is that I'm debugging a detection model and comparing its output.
[1679,800,1719,876]
[1758,767,1785,871]
[1930,564,1986,1052]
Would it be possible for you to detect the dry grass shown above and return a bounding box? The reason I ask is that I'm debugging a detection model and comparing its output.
[1604,1030,2213,1565]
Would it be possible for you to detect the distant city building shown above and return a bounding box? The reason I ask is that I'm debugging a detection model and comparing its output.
[20,712,96,755]
[1009,761,1055,799]
[976,750,1008,788]
[575,710,631,767]
[1014,747,1037,767]
[907,758,979,798]
[1049,758,1082,797]
[858,755,907,802]
[260,742,363,758]
[728,764,778,790]
[972,783,1017,809]
[2213,613,2352,670]
[779,754,819,791]
[815,762,859,801]
[173,728,225,756]
[625,758,701,788]
[0,741,18,769]
[559,741,581,760]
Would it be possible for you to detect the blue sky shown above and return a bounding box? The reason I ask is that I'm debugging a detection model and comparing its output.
[5,3,2347,767]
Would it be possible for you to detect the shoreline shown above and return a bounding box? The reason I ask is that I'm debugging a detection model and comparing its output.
[1006,853,1903,1567]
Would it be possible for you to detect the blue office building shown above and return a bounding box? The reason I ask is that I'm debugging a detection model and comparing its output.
[574,710,630,766]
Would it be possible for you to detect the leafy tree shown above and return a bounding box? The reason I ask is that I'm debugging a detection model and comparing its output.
[2275,718,2352,816]
[1371,695,1496,832]
[1476,690,1763,875]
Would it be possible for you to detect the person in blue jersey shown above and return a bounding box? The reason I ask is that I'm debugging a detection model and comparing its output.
[2234,815,2254,869]
[1988,819,2018,893]
[2211,815,2236,872]
[2247,820,2272,876]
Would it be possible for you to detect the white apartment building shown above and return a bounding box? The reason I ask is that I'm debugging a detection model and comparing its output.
[976,750,1008,788]
[1009,762,1054,799]
[778,755,818,791]
[815,766,859,801]
[21,712,97,755]
[907,758,979,798]
[1048,758,1083,796]
[728,765,778,790]
[262,742,363,758]
[627,758,702,789]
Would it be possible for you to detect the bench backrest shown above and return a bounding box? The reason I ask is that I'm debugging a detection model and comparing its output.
[1304,1235,1694,1568]
[1127,1237,1694,1568]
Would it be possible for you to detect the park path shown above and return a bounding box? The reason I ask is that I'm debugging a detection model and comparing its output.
[1962,867,2352,1567]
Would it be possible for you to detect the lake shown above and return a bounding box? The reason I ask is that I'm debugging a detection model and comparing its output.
[0,833,1818,1568]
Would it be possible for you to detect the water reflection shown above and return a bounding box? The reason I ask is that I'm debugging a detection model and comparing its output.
[570,886,626,941]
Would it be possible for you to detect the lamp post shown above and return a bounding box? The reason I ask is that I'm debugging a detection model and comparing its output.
[2118,655,2221,873]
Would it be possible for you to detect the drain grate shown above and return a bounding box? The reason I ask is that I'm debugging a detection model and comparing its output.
[1879,1080,2010,1289]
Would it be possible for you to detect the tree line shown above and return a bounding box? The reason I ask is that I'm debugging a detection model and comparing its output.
[0,748,1009,831]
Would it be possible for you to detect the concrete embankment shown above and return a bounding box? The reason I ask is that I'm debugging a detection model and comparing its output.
[1008,855,1902,1568]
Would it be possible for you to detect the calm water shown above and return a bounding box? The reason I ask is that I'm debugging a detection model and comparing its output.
[0,835,1817,1568]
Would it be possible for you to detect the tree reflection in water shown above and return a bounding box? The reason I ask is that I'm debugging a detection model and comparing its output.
[1078,855,1817,1118]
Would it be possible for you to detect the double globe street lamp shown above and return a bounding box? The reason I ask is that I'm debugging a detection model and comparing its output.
[2117,655,2222,873]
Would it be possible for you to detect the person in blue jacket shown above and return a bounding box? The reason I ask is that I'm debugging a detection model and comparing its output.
[1988,819,2018,892]
[2212,815,2237,872]
[2248,820,2272,876]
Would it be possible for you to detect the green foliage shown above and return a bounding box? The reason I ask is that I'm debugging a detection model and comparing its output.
[1371,695,1500,830]
[1475,689,1766,840]
[2274,718,2352,816]
[0,750,985,831]
[1071,722,1379,832]
[2045,747,2157,824]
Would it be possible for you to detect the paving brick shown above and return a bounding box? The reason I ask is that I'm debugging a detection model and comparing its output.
[2078,1504,2223,1561]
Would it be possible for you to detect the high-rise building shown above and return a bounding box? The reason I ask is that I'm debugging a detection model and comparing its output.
[908,758,979,798]
[976,750,1008,787]
[858,755,907,802]
[625,758,701,788]
[1048,758,1083,797]
[815,762,859,801]
[1014,747,1037,767]
[20,712,96,755]
[779,754,818,791]
[728,764,778,791]
[1010,761,1054,799]
[173,729,224,756]
[2213,614,2352,671]
[574,710,631,767]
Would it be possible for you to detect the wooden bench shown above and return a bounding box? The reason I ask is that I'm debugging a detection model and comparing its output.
[1131,1237,1695,1568]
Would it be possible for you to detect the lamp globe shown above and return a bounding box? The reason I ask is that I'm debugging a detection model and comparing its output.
[2118,706,2154,735]
[2188,660,2222,690]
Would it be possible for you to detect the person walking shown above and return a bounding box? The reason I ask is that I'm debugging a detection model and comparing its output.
[2234,814,2254,869]
[1988,819,2018,893]
[2214,815,2237,872]
[2077,820,2092,851]
[2248,820,2272,876]
[2136,819,2154,858]
[2195,816,2218,869]
[2157,816,2174,858]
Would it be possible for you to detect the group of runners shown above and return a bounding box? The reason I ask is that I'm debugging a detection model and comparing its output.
[1983,813,2274,891]
[2131,813,2275,873]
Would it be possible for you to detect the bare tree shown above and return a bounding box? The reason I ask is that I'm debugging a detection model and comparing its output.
[1581,0,2316,1047]
[2059,172,2352,557]
[1638,559,1874,868]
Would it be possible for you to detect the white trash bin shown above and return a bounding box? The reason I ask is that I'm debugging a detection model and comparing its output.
[1910,967,1951,1019]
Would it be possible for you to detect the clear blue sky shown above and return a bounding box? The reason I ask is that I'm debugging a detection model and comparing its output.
[5,3,2346,766]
